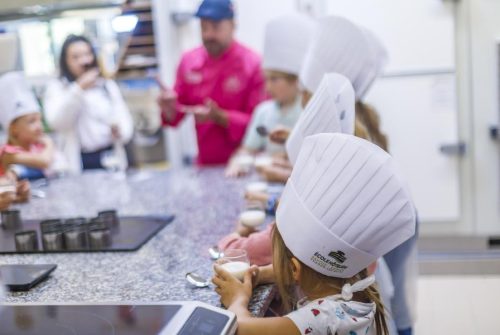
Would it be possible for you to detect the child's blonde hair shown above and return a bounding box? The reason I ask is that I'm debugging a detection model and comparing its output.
[355,101,388,152]
[272,225,389,335]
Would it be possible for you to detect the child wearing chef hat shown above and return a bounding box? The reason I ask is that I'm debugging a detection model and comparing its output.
[256,15,372,183]
[224,17,388,256]
[0,72,54,180]
[213,133,416,335]
[225,14,314,178]
[218,73,355,266]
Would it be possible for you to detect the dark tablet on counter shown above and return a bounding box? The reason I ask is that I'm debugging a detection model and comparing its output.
[0,264,57,291]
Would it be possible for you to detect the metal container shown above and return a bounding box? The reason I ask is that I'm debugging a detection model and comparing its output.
[89,228,112,249]
[40,219,63,233]
[97,210,120,229]
[1,210,22,230]
[14,230,38,252]
[42,228,64,251]
[63,224,89,251]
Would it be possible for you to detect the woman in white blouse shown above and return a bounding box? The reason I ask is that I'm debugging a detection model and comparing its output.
[44,35,133,173]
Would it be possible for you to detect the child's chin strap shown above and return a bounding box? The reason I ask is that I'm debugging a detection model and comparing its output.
[333,274,376,301]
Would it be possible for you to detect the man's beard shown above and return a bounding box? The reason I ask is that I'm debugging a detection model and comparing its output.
[203,40,228,57]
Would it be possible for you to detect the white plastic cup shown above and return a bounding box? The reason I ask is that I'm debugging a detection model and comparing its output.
[219,261,250,281]
[239,210,266,228]
[235,155,254,172]
[245,182,268,193]
[254,156,273,169]
[216,249,250,281]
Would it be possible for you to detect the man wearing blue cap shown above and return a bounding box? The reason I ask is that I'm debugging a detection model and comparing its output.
[158,0,266,165]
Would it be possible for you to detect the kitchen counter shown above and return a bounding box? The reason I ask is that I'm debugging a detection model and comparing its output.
[0,168,275,316]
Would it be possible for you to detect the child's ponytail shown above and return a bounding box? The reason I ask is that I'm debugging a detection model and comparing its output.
[355,101,389,152]
[361,270,389,335]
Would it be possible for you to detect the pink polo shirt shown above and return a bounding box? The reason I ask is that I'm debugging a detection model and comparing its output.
[162,41,266,165]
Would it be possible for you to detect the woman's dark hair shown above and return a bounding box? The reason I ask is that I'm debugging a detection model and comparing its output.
[59,34,98,82]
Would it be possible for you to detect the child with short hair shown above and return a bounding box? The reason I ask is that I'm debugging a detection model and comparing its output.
[213,133,416,335]
[256,15,372,183]
[0,72,54,180]
[225,14,314,178]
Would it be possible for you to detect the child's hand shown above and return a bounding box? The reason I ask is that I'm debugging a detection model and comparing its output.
[244,190,269,204]
[272,156,292,169]
[15,180,31,203]
[235,221,257,237]
[225,163,247,178]
[269,126,291,144]
[212,264,258,309]
[257,165,291,183]
[250,265,261,288]
[0,191,15,210]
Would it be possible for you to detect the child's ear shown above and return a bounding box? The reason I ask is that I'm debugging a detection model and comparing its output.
[291,257,301,282]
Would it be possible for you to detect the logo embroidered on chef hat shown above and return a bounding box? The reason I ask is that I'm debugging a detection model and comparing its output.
[329,250,347,264]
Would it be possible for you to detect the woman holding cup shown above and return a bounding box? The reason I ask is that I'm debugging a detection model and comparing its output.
[44,35,133,174]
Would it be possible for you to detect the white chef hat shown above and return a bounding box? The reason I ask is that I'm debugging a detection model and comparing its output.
[286,73,355,165]
[277,133,416,278]
[0,72,40,131]
[300,16,370,96]
[353,29,389,99]
[263,14,315,75]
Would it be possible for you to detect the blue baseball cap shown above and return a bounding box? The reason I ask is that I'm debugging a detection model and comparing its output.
[195,0,235,21]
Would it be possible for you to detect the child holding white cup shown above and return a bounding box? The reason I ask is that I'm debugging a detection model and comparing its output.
[213,133,416,335]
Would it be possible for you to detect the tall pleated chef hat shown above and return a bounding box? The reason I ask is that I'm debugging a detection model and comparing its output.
[353,28,389,99]
[0,71,40,131]
[277,133,416,278]
[286,73,355,165]
[299,16,370,97]
[263,13,316,75]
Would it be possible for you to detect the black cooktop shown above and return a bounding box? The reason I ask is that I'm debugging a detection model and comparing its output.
[0,304,181,335]
[0,213,174,254]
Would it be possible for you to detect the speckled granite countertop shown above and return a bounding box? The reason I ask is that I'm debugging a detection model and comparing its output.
[0,168,275,316]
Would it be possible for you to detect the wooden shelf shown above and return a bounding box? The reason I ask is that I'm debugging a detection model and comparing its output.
[115,0,157,78]
[129,35,155,46]
[125,46,156,55]
[123,1,151,11]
